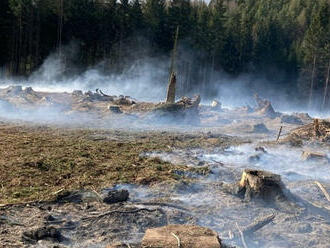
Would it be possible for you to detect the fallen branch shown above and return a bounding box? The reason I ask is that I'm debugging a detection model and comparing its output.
[314,181,330,202]
[82,208,158,221]
[276,126,283,142]
[99,89,110,97]
[242,213,275,235]
[235,222,248,248]
[132,201,188,211]
[171,232,181,248]
[52,188,64,195]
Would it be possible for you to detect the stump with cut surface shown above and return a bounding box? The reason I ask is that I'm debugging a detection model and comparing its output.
[237,169,288,202]
[141,224,221,248]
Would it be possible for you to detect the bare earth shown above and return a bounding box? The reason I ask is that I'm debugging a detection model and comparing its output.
[0,86,329,248]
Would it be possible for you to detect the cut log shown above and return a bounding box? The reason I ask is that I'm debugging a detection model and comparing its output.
[141,225,221,248]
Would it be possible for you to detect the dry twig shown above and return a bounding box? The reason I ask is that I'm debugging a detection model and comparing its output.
[90,187,103,202]
[315,181,330,202]
[276,126,283,142]
[171,232,181,248]
[236,222,248,248]
[52,188,64,195]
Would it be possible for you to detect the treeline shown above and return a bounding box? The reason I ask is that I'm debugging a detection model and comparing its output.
[0,0,329,109]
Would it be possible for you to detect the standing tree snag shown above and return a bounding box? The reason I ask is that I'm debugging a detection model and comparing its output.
[314,118,320,137]
[166,72,176,104]
[166,26,179,104]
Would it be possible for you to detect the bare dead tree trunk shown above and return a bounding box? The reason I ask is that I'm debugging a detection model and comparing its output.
[308,55,317,109]
[57,0,63,57]
[211,53,215,83]
[166,26,179,103]
[35,2,40,66]
[17,6,23,74]
[9,20,17,75]
[186,62,191,93]
[322,60,330,110]
[166,72,176,103]
[169,26,179,77]
[26,4,34,74]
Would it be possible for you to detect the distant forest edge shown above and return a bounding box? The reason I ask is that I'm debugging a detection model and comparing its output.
[0,0,329,109]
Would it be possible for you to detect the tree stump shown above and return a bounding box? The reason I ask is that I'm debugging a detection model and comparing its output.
[237,169,288,202]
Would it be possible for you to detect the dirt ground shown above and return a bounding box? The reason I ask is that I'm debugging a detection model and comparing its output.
[0,86,329,248]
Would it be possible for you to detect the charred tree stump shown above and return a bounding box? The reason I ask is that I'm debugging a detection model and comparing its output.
[235,169,288,202]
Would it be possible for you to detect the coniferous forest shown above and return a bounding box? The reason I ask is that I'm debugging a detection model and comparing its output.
[0,0,329,109]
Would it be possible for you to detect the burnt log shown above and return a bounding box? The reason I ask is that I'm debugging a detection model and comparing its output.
[103,189,129,204]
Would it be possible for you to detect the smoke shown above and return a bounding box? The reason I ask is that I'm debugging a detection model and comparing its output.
[0,39,329,124]
[0,41,172,103]
[202,144,330,181]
